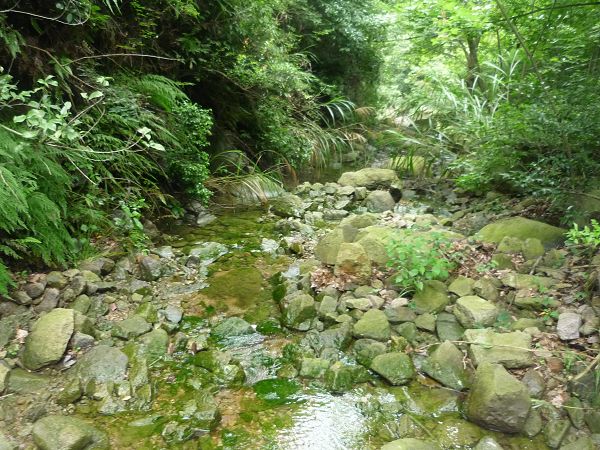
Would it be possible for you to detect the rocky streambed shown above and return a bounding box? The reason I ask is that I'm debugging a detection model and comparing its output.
[0,167,600,449]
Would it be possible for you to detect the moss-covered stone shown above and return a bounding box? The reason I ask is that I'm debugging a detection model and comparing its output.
[353,309,391,341]
[422,341,470,390]
[370,352,415,385]
[22,308,74,370]
[465,329,533,368]
[337,168,400,189]
[476,217,565,247]
[412,281,450,314]
[454,296,498,328]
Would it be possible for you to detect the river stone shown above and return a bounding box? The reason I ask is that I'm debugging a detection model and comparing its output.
[299,358,330,378]
[353,309,390,341]
[565,397,585,429]
[112,315,152,339]
[500,273,555,290]
[544,418,570,448]
[422,341,470,390]
[465,329,533,368]
[384,304,416,324]
[6,368,50,394]
[70,294,91,315]
[364,190,395,213]
[340,213,378,229]
[473,278,500,302]
[324,362,357,393]
[454,296,498,328]
[556,313,582,340]
[560,437,594,450]
[46,271,68,289]
[449,276,475,297]
[370,352,415,385]
[79,257,115,276]
[433,417,482,448]
[474,437,504,450]
[523,408,543,437]
[22,308,74,370]
[476,217,565,247]
[138,328,169,361]
[139,255,163,281]
[381,438,440,450]
[465,362,531,433]
[270,193,305,218]
[414,313,436,332]
[353,339,388,366]
[0,361,9,393]
[212,317,254,338]
[314,228,345,265]
[75,345,128,385]
[282,294,316,331]
[337,168,399,190]
[32,415,108,450]
[521,369,545,398]
[334,242,371,283]
[412,281,450,314]
[436,312,464,342]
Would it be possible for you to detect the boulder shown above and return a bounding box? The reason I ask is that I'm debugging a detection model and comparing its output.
[32,415,109,450]
[334,242,371,283]
[353,309,391,341]
[337,168,400,190]
[422,341,470,390]
[436,313,464,342]
[353,339,388,366]
[212,317,254,339]
[22,308,74,370]
[412,281,450,314]
[5,368,50,394]
[465,329,533,368]
[381,439,440,450]
[364,190,396,213]
[465,362,531,433]
[314,228,345,265]
[474,437,504,450]
[270,193,305,218]
[448,277,475,297]
[139,255,163,281]
[112,315,152,340]
[75,345,129,385]
[476,217,565,247]
[370,352,415,385]
[281,294,316,331]
[454,296,498,328]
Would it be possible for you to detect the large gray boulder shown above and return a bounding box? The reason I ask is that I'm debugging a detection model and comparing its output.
[22,309,74,370]
[32,415,109,450]
[337,168,400,190]
[465,362,531,433]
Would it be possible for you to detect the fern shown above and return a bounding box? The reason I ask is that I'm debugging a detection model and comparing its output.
[128,74,189,112]
[0,261,13,295]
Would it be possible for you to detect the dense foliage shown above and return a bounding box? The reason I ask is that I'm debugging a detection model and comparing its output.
[0,0,383,292]
[382,0,600,210]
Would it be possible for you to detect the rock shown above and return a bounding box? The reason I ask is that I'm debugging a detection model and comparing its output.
[364,190,395,212]
[511,318,544,331]
[22,308,74,370]
[0,361,8,393]
[370,352,415,385]
[281,294,316,331]
[396,322,417,342]
[422,341,470,390]
[70,332,95,350]
[187,242,228,265]
[32,415,108,450]
[324,362,357,393]
[560,437,594,450]
[384,304,416,324]
[79,257,115,276]
[335,242,372,283]
[151,246,175,259]
[500,273,555,290]
[474,437,504,450]
[353,339,388,366]
[473,278,500,302]
[6,369,50,396]
[523,408,543,437]
[212,317,254,338]
[565,397,585,429]
[318,296,338,317]
[270,193,305,218]
[543,419,570,448]
[346,297,372,311]
[454,296,498,328]
[476,217,565,247]
[514,291,558,311]
[448,277,475,297]
[557,313,582,340]
[69,294,91,315]
[314,229,345,265]
[138,329,169,361]
[34,288,61,313]
[161,305,183,324]
[323,209,349,220]
[436,313,464,342]
[433,417,482,448]
[412,281,450,314]
[337,168,400,190]
[11,290,32,305]
[521,369,545,398]
[299,358,330,378]
[414,313,436,332]
[46,271,68,289]
[24,282,45,299]
[112,315,152,339]
[465,362,530,433]
[465,329,533,368]
[75,345,128,385]
[353,309,391,341]
[139,255,163,281]
[381,438,441,450]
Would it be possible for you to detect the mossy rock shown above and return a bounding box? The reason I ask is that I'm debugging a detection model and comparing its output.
[337,168,400,189]
[476,217,565,247]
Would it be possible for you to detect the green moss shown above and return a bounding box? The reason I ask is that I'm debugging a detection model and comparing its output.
[253,378,301,406]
